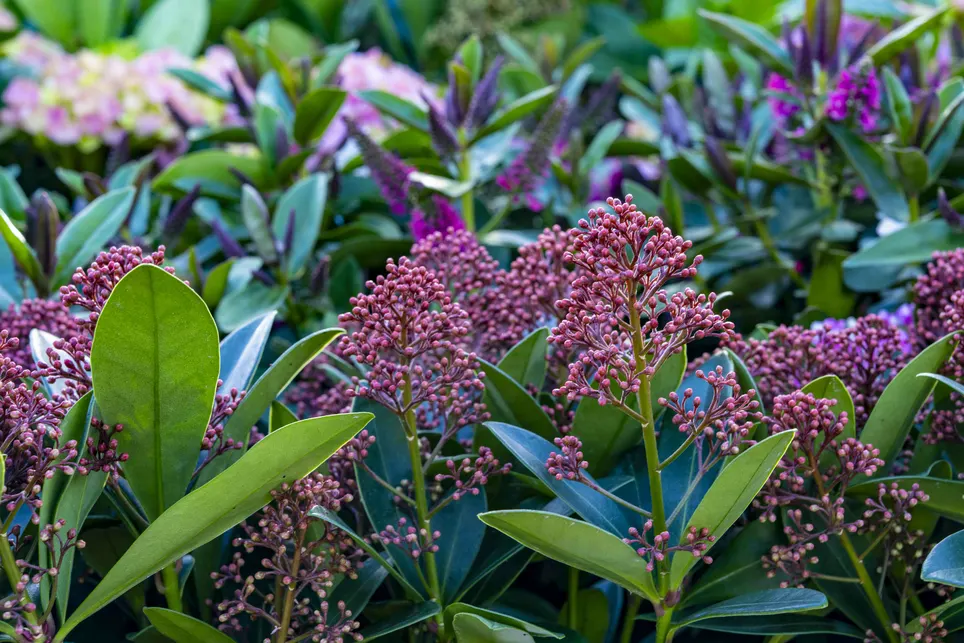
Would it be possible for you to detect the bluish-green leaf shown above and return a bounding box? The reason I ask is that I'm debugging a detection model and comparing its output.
[497,328,548,390]
[922,531,964,588]
[864,6,948,66]
[217,312,275,395]
[674,589,827,627]
[54,187,136,287]
[827,124,908,221]
[698,10,792,75]
[272,174,329,277]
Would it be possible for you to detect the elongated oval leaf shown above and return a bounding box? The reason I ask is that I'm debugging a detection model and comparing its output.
[359,602,441,641]
[293,88,347,145]
[358,90,428,131]
[849,472,964,523]
[474,86,557,141]
[144,608,235,643]
[0,208,46,294]
[674,589,827,627]
[669,431,795,588]
[444,603,561,638]
[153,150,267,193]
[860,332,958,468]
[135,0,210,56]
[269,401,297,433]
[498,328,548,389]
[217,312,276,395]
[864,6,948,66]
[201,328,344,485]
[53,187,136,286]
[436,489,487,602]
[684,614,863,638]
[91,264,220,521]
[271,173,329,277]
[479,510,658,601]
[922,531,964,588]
[802,375,855,440]
[698,11,792,75]
[53,412,372,641]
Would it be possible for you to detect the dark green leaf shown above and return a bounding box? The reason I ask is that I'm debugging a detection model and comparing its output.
[168,68,233,101]
[446,603,560,639]
[924,86,964,183]
[436,490,487,602]
[358,602,441,641]
[0,208,46,293]
[498,328,548,390]
[478,359,557,440]
[827,124,908,221]
[674,589,827,627]
[698,10,792,75]
[217,312,275,395]
[473,87,557,142]
[684,614,863,637]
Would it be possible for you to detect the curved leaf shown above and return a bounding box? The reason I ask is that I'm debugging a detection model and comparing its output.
[144,608,234,643]
[0,208,46,294]
[53,412,372,641]
[53,187,136,286]
[497,328,548,390]
[271,174,329,277]
[864,6,948,66]
[827,124,908,221]
[293,88,347,145]
[135,0,210,56]
[217,312,276,395]
[674,589,827,627]
[698,11,792,75]
[922,531,964,588]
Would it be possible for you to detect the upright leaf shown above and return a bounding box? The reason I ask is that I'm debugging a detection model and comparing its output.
[217,312,276,395]
[669,431,795,588]
[91,264,220,520]
[698,11,792,75]
[53,413,372,641]
[827,124,908,221]
[271,174,329,277]
[293,88,347,145]
[864,6,948,65]
[498,328,548,390]
[135,0,211,56]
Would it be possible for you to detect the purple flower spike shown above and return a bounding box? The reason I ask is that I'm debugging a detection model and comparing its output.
[496,98,568,195]
[345,118,413,216]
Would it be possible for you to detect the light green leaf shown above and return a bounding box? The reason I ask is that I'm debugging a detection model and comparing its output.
[136,0,211,56]
[473,86,557,142]
[54,187,136,286]
[241,185,277,263]
[358,90,428,131]
[200,328,344,485]
[144,608,235,643]
[168,68,233,102]
[217,312,275,395]
[293,88,347,145]
[91,264,220,521]
[268,401,297,433]
[860,332,958,467]
[453,614,534,642]
[864,6,948,66]
[154,150,267,194]
[272,174,329,277]
[78,0,127,46]
[883,68,913,144]
[479,510,658,601]
[497,328,548,390]
[446,603,560,639]
[670,431,795,589]
[802,375,856,441]
[201,259,235,308]
[10,0,75,43]
[53,412,372,642]
[215,281,289,333]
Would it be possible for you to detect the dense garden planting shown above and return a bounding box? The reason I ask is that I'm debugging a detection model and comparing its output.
[4,1,964,642]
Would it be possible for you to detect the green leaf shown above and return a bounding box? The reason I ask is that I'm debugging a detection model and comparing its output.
[827,124,908,221]
[473,86,557,141]
[453,614,536,643]
[864,6,948,66]
[807,246,855,319]
[922,531,964,588]
[436,489,487,602]
[153,150,267,194]
[269,401,297,433]
[407,172,473,198]
[10,0,74,42]
[559,589,608,643]
[674,589,827,628]
[359,602,441,641]
[144,608,235,643]
[484,422,631,536]
[698,10,792,75]
[446,603,560,639]
[495,32,540,75]
[329,560,387,617]
[168,68,233,102]
[77,0,126,45]
[669,431,795,588]
[479,510,658,601]
[51,469,107,620]
[883,68,912,144]
[801,375,856,441]
[201,259,234,308]
[307,506,423,599]
[201,328,344,484]
[215,281,289,333]
[683,614,863,638]
[293,88,347,145]
[56,413,371,641]
[358,90,428,131]
[54,187,136,286]
[272,174,329,276]
[860,332,958,467]
[458,35,484,82]
[217,312,275,395]
[91,265,220,521]
[581,122,623,178]
[478,359,557,441]
[924,87,964,183]
[497,328,548,390]
[135,0,211,56]
[894,147,929,194]
[848,468,964,523]
[0,208,47,294]
[562,36,606,80]
[843,219,964,288]
[241,185,277,263]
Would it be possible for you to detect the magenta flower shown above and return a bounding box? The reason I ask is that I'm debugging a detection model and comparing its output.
[826,65,882,133]
[410,195,464,241]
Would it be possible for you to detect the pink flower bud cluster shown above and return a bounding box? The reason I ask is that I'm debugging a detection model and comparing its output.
[435,447,511,501]
[659,365,761,464]
[623,521,715,572]
[1,32,242,151]
[337,257,487,430]
[0,299,81,370]
[546,435,589,481]
[77,418,128,479]
[549,195,734,407]
[372,518,440,560]
[214,473,361,641]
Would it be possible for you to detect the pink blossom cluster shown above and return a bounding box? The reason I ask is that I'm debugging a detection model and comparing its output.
[826,65,882,133]
[1,32,241,151]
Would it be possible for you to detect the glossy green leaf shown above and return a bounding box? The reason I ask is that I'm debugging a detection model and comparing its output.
[53,187,136,286]
[802,375,856,441]
[473,86,557,141]
[358,90,428,131]
[144,608,234,643]
[272,174,329,276]
[684,614,863,638]
[154,150,267,193]
[437,489,487,602]
[843,219,964,288]
[485,422,631,536]
[698,10,792,75]
[308,506,423,599]
[674,589,827,627]
[135,0,210,56]
[168,68,233,102]
[53,412,372,642]
[925,88,964,183]
[860,332,958,467]
[559,589,608,643]
[359,602,441,641]
[217,312,275,395]
[922,531,964,588]
[864,6,948,65]
[329,560,387,617]
[498,328,548,390]
[453,614,537,643]
[683,520,782,606]
[670,431,794,588]
[849,471,964,523]
[446,603,560,638]
[479,510,658,601]
[478,359,557,440]
[215,281,289,333]
[293,88,347,145]
[91,265,220,521]
[201,328,344,485]
[827,124,908,221]
[0,208,47,294]
[268,401,297,433]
